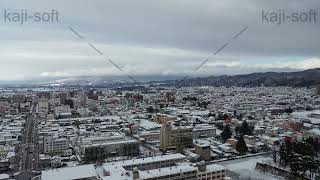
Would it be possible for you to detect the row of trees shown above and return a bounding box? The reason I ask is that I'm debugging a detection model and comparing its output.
[279,137,320,177]
[220,120,252,143]
[220,121,250,155]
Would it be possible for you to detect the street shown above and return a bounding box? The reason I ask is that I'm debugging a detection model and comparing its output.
[15,104,40,180]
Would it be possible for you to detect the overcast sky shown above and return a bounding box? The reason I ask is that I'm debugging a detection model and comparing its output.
[0,0,320,82]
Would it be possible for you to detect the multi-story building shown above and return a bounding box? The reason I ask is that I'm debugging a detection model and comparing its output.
[54,105,72,118]
[197,161,226,180]
[160,124,193,150]
[40,153,226,180]
[134,131,160,141]
[193,124,216,138]
[43,136,69,154]
[194,144,211,161]
[134,163,198,180]
[83,139,139,161]
[111,153,186,171]
[12,94,25,104]
[153,114,177,124]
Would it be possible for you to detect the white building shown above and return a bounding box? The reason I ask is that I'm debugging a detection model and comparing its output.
[43,136,69,154]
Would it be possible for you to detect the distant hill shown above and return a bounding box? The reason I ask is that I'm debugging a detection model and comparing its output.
[154,68,320,87]
[2,69,320,88]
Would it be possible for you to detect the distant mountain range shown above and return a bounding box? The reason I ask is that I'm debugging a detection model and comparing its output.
[1,68,320,88]
[152,68,320,88]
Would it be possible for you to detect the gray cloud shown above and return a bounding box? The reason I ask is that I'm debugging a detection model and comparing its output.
[0,0,319,81]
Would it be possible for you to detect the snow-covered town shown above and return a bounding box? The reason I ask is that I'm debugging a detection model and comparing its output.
[0,86,319,180]
[2,1,320,179]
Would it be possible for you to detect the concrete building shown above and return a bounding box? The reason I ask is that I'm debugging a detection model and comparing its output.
[227,139,238,149]
[54,105,72,118]
[83,140,139,161]
[12,94,25,103]
[40,154,226,180]
[197,161,226,180]
[193,124,216,138]
[41,164,98,180]
[134,131,160,141]
[160,124,193,150]
[105,153,186,171]
[243,135,255,145]
[136,163,198,180]
[43,136,69,154]
[153,114,177,124]
[194,144,211,161]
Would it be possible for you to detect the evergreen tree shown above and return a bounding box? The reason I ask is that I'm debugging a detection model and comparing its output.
[221,125,232,142]
[146,106,154,113]
[235,125,241,135]
[240,120,252,135]
[216,122,224,130]
[278,138,320,176]
[289,154,304,176]
[236,136,248,154]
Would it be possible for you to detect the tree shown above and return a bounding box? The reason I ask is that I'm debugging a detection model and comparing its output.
[72,120,80,129]
[216,122,224,130]
[284,107,293,114]
[289,154,304,176]
[240,120,252,135]
[279,138,320,177]
[221,125,232,142]
[208,112,215,117]
[236,136,248,154]
[236,113,243,121]
[235,125,241,135]
[146,106,154,113]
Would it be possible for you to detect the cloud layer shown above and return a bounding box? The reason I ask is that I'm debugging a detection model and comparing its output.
[0,0,320,81]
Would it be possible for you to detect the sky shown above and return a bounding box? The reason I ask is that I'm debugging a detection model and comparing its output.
[0,0,320,82]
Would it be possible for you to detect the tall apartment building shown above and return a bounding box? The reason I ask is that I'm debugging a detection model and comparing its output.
[160,123,193,150]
